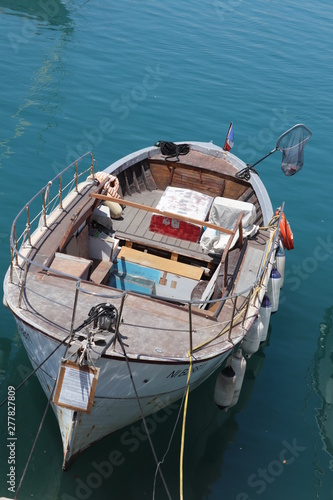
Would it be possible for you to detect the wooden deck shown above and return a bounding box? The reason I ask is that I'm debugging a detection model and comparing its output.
[111,189,216,264]
[6,157,271,362]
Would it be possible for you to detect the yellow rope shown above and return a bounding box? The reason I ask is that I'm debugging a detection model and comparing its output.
[179,352,193,500]
[191,318,232,353]
[178,219,280,498]
[262,227,278,271]
[191,288,260,354]
[192,224,278,355]
[259,212,279,231]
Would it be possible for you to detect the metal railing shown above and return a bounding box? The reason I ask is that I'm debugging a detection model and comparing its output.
[9,152,95,283]
[8,151,283,359]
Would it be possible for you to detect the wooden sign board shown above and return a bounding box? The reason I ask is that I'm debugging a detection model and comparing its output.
[53,360,100,414]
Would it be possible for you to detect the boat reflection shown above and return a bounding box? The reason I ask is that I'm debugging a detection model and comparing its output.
[0,0,74,166]
[0,331,64,500]
[0,337,12,385]
[311,305,333,461]
[0,0,73,27]
[183,343,268,499]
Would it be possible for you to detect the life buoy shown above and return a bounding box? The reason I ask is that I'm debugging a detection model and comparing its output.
[277,212,294,250]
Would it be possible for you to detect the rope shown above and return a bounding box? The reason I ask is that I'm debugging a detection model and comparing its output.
[191,302,250,354]
[15,389,54,499]
[12,329,70,497]
[0,334,70,408]
[155,141,190,162]
[1,297,110,407]
[117,335,172,500]
[152,383,188,500]
[190,219,279,355]
[235,165,258,180]
[179,353,193,500]
[259,213,280,231]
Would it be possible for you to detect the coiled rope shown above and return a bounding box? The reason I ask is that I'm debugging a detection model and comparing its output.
[235,165,258,180]
[155,141,190,162]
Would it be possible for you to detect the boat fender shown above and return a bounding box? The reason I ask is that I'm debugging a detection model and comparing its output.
[275,241,285,287]
[242,318,263,358]
[229,349,246,407]
[267,268,281,313]
[104,200,123,219]
[214,365,236,410]
[277,211,294,250]
[259,294,272,342]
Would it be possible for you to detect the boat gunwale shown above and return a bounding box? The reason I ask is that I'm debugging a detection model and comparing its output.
[4,217,281,364]
[4,145,283,363]
[9,308,237,365]
[6,145,275,302]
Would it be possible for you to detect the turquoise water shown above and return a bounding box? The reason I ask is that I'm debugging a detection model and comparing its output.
[1,0,333,498]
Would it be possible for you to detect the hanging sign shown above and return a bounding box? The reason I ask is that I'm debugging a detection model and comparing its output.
[53,360,100,414]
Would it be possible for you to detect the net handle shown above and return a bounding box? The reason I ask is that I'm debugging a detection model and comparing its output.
[236,123,312,179]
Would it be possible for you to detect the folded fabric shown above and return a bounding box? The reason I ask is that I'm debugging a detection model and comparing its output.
[200,197,258,253]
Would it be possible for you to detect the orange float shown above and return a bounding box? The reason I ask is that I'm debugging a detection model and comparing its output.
[277,212,294,250]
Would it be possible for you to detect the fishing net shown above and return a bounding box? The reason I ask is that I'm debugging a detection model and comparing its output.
[276,124,312,176]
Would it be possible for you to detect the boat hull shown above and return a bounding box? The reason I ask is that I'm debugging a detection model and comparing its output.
[14,315,230,469]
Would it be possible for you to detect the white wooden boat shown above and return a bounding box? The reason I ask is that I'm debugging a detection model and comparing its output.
[3,133,308,469]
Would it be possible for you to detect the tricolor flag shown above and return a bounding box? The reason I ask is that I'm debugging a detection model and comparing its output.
[223,122,234,151]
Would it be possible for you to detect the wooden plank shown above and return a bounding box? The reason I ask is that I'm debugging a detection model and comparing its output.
[90,260,112,285]
[118,246,203,280]
[91,193,234,235]
[149,163,172,189]
[234,246,264,294]
[150,150,239,176]
[150,162,226,198]
[49,252,92,279]
[171,168,225,197]
[134,211,155,238]
[238,187,253,202]
[29,182,103,270]
[125,206,149,236]
[151,231,164,242]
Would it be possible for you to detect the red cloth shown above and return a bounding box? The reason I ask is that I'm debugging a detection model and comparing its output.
[149,215,201,242]
[149,187,213,243]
